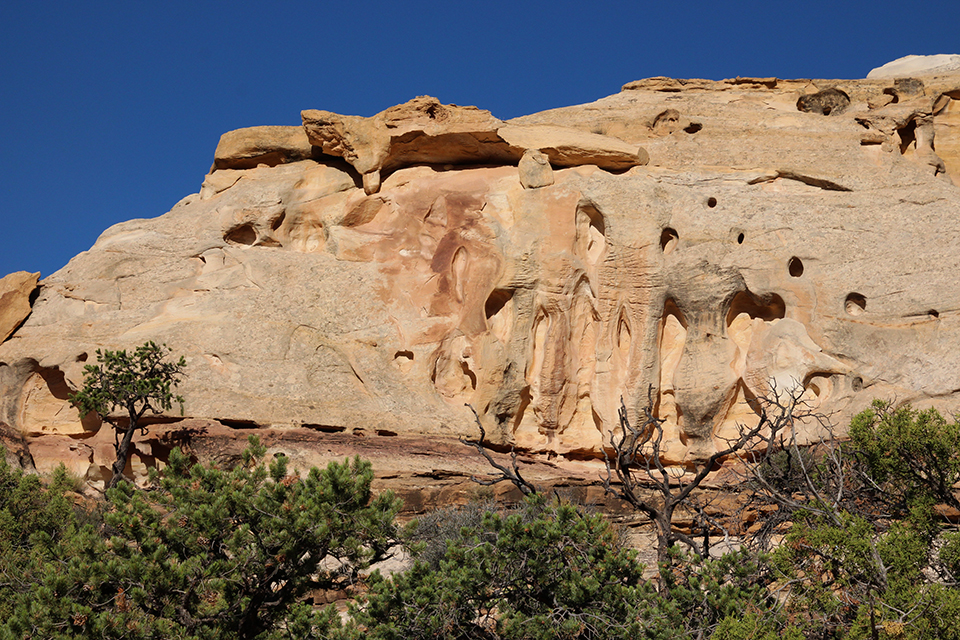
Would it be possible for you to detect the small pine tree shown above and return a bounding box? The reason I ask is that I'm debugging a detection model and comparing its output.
[69,341,186,488]
[764,402,960,640]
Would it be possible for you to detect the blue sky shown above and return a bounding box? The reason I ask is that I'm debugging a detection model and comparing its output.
[2,0,959,280]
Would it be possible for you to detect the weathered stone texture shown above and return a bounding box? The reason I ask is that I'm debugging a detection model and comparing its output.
[213,125,316,170]
[302,96,647,194]
[3,62,960,487]
[0,271,39,344]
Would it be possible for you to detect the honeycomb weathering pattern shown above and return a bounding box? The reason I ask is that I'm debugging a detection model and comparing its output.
[3,66,960,485]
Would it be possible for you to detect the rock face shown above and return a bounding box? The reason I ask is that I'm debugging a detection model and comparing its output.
[0,271,39,344]
[3,66,960,490]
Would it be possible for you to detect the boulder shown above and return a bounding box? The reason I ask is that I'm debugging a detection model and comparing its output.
[0,271,39,344]
[213,125,316,170]
[518,149,553,189]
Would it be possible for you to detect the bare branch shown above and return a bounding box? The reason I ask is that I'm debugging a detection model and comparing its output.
[461,404,538,496]
[602,383,817,576]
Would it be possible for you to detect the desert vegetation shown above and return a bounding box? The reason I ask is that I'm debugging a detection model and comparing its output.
[69,342,187,489]
[0,437,400,639]
[2,356,960,638]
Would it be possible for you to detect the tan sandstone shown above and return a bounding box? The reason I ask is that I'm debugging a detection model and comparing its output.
[0,271,39,344]
[3,63,960,491]
[302,96,648,194]
[213,125,317,170]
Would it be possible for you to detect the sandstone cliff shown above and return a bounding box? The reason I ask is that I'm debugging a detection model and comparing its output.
[2,58,960,496]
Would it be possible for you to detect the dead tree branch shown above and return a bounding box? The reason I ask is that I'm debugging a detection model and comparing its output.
[460,404,538,496]
[603,385,808,572]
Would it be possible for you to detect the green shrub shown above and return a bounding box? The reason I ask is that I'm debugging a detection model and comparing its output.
[350,495,657,640]
[403,498,504,570]
[660,547,783,639]
[850,401,960,513]
[1,437,400,640]
[711,612,803,640]
[0,452,85,622]
[768,400,960,640]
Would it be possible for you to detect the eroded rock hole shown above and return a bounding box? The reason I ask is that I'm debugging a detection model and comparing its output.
[485,288,515,343]
[788,257,804,277]
[845,293,866,316]
[224,223,258,246]
[803,372,837,401]
[485,289,514,319]
[220,418,260,429]
[662,298,688,328]
[897,120,917,155]
[660,228,679,254]
[393,350,414,374]
[617,315,631,351]
[38,367,73,401]
[929,309,940,319]
[737,232,745,244]
[684,122,702,134]
[576,204,606,265]
[461,361,477,390]
[851,376,864,392]
[450,246,468,303]
[302,423,346,433]
[707,197,718,208]
[652,109,682,135]
[726,290,786,325]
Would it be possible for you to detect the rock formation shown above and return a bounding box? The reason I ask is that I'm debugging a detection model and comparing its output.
[0,271,39,344]
[301,96,648,194]
[3,61,960,494]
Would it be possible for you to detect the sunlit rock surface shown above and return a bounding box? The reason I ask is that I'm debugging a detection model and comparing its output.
[3,65,960,490]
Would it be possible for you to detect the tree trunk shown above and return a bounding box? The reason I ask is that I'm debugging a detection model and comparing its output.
[107,420,138,489]
[655,511,674,592]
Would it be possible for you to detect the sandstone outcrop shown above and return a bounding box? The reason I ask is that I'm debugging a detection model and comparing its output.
[0,419,33,470]
[868,54,960,79]
[0,271,39,344]
[213,125,317,170]
[302,96,648,194]
[3,62,960,492]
